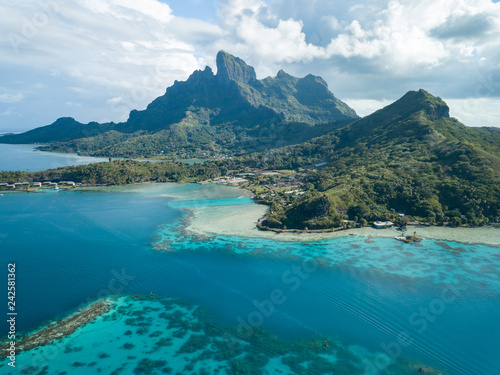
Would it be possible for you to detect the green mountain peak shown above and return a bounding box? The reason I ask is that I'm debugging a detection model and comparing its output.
[216,50,256,84]
[0,51,358,157]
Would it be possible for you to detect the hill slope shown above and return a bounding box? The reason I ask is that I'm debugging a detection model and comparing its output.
[254,90,500,229]
[0,51,358,158]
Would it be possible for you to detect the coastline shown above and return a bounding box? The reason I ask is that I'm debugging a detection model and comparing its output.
[180,188,500,246]
[0,298,113,357]
[4,181,500,246]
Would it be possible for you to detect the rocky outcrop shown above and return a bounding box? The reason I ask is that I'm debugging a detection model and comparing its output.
[216,50,256,85]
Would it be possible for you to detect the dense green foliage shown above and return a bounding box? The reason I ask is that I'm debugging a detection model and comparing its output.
[256,90,500,228]
[0,51,357,158]
[37,120,353,159]
[0,160,226,185]
[1,68,498,231]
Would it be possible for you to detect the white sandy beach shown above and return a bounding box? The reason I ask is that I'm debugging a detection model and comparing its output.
[183,201,500,246]
[90,183,499,246]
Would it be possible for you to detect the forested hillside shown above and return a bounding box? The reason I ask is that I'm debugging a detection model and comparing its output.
[0,51,357,158]
[254,90,500,229]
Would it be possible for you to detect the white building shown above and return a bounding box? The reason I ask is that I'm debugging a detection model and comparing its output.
[373,221,394,229]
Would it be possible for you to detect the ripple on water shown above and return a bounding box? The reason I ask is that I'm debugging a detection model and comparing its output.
[1,295,446,375]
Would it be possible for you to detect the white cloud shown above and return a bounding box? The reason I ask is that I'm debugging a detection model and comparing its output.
[0,0,211,91]
[212,0,500,79]
[345,96,500,127]
[447,97,500,127]
[1,0,500,131]
[69,87,88,93]
[0,89,24,103]
[107,96,125,105]
[1,108,16,116]
[343,99,394,117]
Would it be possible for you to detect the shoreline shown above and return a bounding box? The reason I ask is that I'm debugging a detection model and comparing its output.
[178,187,500,246]
[0,298,113,357]
[3,181,500,246]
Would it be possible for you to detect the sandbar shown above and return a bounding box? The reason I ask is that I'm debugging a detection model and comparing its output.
[183,199,500,246]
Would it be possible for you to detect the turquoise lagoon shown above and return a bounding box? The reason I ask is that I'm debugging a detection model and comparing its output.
[0,143,204,172]
[0,144,109,172]
[0,183,499,374]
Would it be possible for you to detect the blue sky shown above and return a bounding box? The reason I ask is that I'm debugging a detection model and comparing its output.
[1,0,499,132]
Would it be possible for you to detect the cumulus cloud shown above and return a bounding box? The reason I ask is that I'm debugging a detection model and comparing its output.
[1,0,500,130]
[214,0,500,76]
[0,0,212,93]
[0,0,226,126]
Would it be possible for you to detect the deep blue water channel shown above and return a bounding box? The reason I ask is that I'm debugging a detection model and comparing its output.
[0,186,499,374]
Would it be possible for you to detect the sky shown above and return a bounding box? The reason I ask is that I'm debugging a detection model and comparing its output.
[1,0,499,132]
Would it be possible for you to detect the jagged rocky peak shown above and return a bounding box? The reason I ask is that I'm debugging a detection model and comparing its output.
[302,74,328,86]
[296,74,330,94]
[407,89,450,120]
[216,50,256,84]
[407,89,450,119]
[373,89,451,124]
[187,66,214,84]
[276,69,292,79]
[418,89,450,118]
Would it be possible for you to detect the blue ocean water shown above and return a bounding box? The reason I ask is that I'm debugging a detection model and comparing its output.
[0,144,109,172]
[0,184,499,374]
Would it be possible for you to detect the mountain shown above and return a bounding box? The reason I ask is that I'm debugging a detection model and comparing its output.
[0,51,358,158]
[256,89,500,229]
[2,89,498,228]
